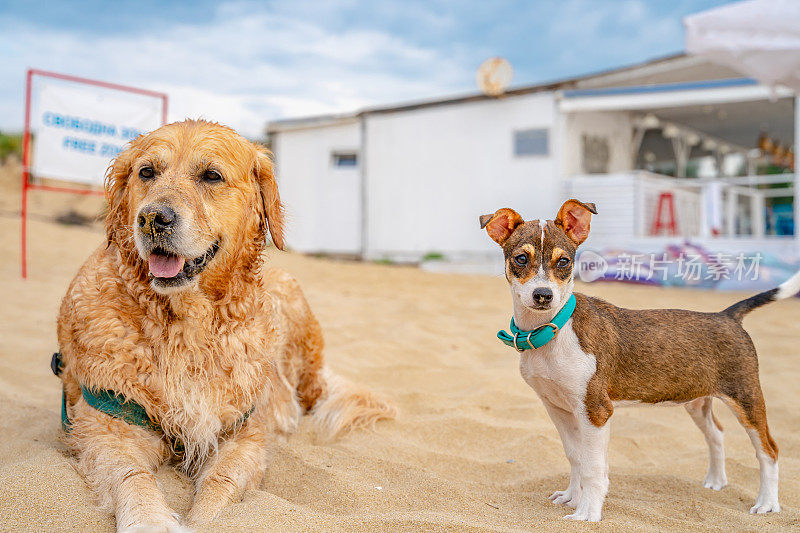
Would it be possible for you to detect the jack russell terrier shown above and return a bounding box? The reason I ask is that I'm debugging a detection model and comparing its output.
[480,199,796,522]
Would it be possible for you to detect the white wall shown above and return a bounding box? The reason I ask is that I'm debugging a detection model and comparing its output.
[272,121,362,254]
[561,111,634,177]
[364,92,559,258]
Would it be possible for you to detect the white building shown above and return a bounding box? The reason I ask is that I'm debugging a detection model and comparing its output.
[266,54,800,264]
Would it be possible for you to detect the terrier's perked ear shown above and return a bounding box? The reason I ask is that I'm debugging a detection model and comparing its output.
[479,208,524,245]
[555,199,597,245]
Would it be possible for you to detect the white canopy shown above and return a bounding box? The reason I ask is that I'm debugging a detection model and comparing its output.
[684,0,800,91]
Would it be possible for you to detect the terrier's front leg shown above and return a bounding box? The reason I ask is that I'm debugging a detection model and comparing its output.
[563,412,610,522]
[184,424,269,528]
[541,399,582,508]
[68,405,177,532]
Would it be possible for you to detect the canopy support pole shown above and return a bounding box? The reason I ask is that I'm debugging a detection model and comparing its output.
[671,137,690,178]
[795,96,800,250]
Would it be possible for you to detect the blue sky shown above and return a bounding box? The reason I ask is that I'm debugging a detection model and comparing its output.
[0,0,736,138]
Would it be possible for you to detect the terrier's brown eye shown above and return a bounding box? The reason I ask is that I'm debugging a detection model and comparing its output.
[514,254,528,266]
[557,257,570,268]
[139,166,154,180]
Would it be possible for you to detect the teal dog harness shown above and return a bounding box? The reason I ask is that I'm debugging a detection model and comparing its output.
[50,352,253,444]
[497,294,577,351]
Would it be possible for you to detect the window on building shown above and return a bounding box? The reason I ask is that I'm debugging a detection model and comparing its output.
[332,152,358,167]
[514,128,549,157]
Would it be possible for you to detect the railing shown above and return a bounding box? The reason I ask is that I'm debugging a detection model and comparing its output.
[564,171,796,239]
[635,172,703,237]
[706,175,794,238]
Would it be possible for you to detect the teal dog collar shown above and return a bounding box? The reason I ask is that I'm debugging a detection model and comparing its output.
[51,352,253,448]
[497,294,577,351]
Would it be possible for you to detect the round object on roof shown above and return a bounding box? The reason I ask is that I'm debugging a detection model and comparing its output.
[476,57,513,96]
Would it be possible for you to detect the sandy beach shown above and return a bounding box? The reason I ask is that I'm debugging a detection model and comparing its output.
[1,199,799,531]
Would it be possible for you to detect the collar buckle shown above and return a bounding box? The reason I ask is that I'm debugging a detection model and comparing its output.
[514,323,560,351]
[513,331,525,352]
[540,322,560,334]
[501,294,576,352]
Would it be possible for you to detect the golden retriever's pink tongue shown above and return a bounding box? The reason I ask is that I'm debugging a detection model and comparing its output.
[148,253,185,278]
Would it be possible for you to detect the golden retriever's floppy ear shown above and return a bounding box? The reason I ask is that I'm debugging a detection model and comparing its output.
[104,145,136,246]
[253,145,285,250]
[555,199,597,245]
[480,208,524,245]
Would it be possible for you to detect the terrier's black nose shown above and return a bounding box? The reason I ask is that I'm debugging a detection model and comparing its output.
[138,205,177,233]
[532,287,553,306]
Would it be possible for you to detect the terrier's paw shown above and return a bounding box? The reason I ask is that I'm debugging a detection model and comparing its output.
[750,499,781,514]
[702,473,727,491]
[563,509,601,522]
[549,489,580,508]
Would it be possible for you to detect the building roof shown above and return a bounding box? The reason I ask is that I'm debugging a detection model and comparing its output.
[266,53,744,134]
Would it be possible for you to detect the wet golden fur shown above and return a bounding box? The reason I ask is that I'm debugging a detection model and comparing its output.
[56,120,395,531]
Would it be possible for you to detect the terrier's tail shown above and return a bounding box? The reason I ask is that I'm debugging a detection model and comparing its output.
[723,269,800,321]
[307,367,396,440]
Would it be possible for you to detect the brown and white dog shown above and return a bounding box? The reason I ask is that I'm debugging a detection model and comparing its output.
[481,199,795,522]
[56,120,395,531]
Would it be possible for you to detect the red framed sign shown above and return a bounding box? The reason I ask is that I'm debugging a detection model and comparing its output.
[21,69,168,278]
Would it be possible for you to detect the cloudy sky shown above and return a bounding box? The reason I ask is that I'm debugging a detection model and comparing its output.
[1,0,735,138]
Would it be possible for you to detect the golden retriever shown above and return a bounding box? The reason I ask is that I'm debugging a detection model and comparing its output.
[55,119,395,531]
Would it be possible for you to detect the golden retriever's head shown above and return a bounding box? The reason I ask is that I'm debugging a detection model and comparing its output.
[106,120,284,295]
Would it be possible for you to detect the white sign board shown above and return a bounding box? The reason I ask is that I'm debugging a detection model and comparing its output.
[32,81,164,186]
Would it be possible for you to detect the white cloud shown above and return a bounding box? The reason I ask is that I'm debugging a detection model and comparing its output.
[0,0,708,138]
[544,0,684,73]
[0,1,472,138]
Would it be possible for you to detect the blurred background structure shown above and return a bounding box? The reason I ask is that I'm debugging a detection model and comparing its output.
[4,0,800,283]
[267,0,800,273]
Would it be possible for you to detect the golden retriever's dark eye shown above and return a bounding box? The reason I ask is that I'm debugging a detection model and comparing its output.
[514,254,528,266]
[139,166,155,180]
[202,170,223,183]
[557,257,570,268]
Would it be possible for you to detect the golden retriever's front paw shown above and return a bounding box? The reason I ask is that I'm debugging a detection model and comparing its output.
[184,498,225,529]
[117,512,194,533]
[183,513,215,530]
[119,518,193,533]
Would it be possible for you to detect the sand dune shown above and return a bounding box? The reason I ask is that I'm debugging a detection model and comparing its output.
[1,214,798,532]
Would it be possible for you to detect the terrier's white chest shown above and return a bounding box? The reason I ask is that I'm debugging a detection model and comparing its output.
[518,320,597,412]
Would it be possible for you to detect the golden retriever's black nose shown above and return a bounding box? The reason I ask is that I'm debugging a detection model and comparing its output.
[532,287,553,305]
[138,205,177,234]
